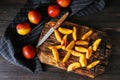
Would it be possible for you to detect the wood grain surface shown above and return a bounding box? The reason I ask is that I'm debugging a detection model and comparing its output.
[0,0,120,80]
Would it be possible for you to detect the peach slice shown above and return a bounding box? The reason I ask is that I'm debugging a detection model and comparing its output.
[62,50,71,63]
[58,27,72,34]
[86,46,93,59]
[48,45,62,49]
[71,50,82,57]
[75,40,89,46]
[75,46,88,53]
[93,38,102,51]
[81,30,93,40]
[61,35,68,50]
[67,62,81,72]
[79,54,87,67]
[54,30,62,42]
[65,40,75,51]
[72,26,77,40]
[51,48,59,62]
[87,60,100,69]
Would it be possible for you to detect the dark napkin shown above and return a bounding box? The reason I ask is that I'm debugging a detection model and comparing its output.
[0,0,105,72]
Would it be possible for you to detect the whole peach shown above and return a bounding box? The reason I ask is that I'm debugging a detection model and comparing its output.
[56,0,71,8]
[48,4,60,18]
[22,44,36,59]
[16,22,31,35]
[28,10,42,24]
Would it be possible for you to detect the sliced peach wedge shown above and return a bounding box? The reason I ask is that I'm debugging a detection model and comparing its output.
[79,54,87,67]
[72,26,77,41]
[75,46,88,53]
[51,48,59,62]
[75,40,89,46]
[86,46,93,59]
[62,50,71,63]
[58,27,72,34]
[54,30,62,42]
[61,35,68,50]
[48,45,62,50]
[71,50,82,57]
[65,40,75,51]
[92,38,102,51]
[81,30,93,40]
[87,60,100,69]
[67,62,81,72]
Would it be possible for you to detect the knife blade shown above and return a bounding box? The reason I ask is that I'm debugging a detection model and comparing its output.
[36,12,69,48]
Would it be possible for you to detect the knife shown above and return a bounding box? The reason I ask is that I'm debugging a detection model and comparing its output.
[36,12,69,48]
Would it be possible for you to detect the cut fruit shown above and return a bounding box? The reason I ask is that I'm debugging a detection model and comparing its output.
[58,27,72,34]
[86,46,93,59]
[48,45,62,49]
[87,60,100,69]
[79,54,87,67]
[71,50,82,57]
[54,30,62,42]
[67,62,81,72]
[75,46,88,53]
[76,40,89,46]
[62,50,71,63]
[65,40,75,51]
[72,26,77,40]
[93,38,102,51]
[61,35,68,50]
[81,30,93,40]
[51,48,59,62]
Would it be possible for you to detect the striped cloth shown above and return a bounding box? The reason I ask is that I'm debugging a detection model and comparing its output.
[0,0,105,72]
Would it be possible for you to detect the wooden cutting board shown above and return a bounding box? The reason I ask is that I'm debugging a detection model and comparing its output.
[37,20,111,78]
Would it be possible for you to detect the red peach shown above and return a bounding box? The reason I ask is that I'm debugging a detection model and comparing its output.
[48,4,60,18]
[28,10,42,24]
[23,44,36,59]
[16,22,31,35]
[57,0,71,8]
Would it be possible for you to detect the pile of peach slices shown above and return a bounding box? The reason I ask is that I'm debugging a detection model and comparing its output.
[48,26,102,72]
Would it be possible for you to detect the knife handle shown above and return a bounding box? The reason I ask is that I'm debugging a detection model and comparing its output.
[54,12,69,29]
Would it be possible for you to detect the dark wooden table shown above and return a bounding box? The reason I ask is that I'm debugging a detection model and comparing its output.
[0,0,120,80]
